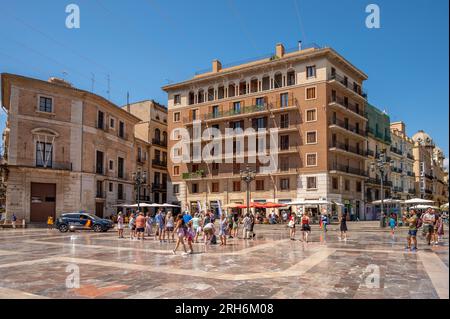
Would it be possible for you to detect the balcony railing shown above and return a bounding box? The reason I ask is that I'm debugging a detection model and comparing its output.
[182,170,206,180]
[152,183,167,190]
[366,178,393,187]
[152,159,167,167]
[96,190,106,199]
[366,149,375,157]
[203,103,269,121]
[329,163,367,177]
[330,141,364,156]
[136,157,146,164]
[328,73,368,99]
[152,139,168,147]
[390,146,403,156]
[329,95,365,117]
[329,119,366,137]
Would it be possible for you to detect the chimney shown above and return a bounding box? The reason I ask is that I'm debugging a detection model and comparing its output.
[212,60,222,73]
[298,40,303,51]
[126,92,130,113]
[275,43,285,58]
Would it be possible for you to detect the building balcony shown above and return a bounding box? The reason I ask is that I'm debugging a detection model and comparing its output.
[392,186,403,193]
[407,153,414,160]
[391,167,403,174]
[366,149,375,157]
[328,96,366,121]
[152,159,167,168]
[390,146,403,156]
[96,190,106,199]
[152,183,167,190]
[117,193,125,201]
[328,119,366,139]
[366,178,392,187]
[34,161,73,171]
[182,170,206,180]
[329,163,367,177]
[136,195,151,202]
[328,73,368,100]
[152,139,167,147]
[136,157,146,165]
[329,141,366,159]
[407,171,415,177]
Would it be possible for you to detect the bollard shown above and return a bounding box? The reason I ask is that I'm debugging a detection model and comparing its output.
[22,219,26,228]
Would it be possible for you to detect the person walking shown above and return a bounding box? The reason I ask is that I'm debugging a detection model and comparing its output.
[389,213,397,237]
[242,213,252,239]
[117,212,124,239]
[47,216,54,229]
[219,214,229,246]
[339,212,348,241]
[135,212,146,240]
[227,212,234,239]
[173,214,188,255]
[155,210,165,242]
[404,210,419,251]
[232,210,239,238]
[145,212,153,237]
[185,220,195,254]
[129,213,136,240]
[421,208,435,246]
[165,211,175,243]
[432,210,441,246]
[11,213,17,229]
[301,212,311,243]
[288,213,296,240]
[320,211,329,232]
[436,213,445,243]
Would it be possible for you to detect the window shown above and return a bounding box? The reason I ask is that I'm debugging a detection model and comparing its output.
[39,96,53,113]
[173,166,180,175]
[306,131,317,144]
[173,112,180,122]
[97,111,104,129]
[118,157,124,179]
[306,153,317,166]
[274,73,283,88]
[280,178,290,190]
[306,176,317,189]
[343,179,350,191]
[192,109,198,120]
[119,121,125,138]
[332,177,339,190]
[212,162,219,170]
[239,82,246,95]
[212,105,219,118]
[218,86,225,99]
[280,114,289,128]
[117,184,124,200]
[306,65,316,78]
[252,117,267,130]
[212,182,219,193]
[255,97,265,107]
[96,150,104,174]
[356,181,362,193]
[208,88,214,101]
[188,92,195,105]
[36,142,53,167]
[306,87,316,100]
[110,117,115,129]
[306,109,317,122]
[96,181,103,198]
[109,182,113,192]
[109,160,114,171]
[287,70,296,86]
[173,184,179,194]
[280,157,289,171]
[233,102,241,114]
[233,181,241,192]
[228,84,236,97]
[174,94,181,105]
[262,76,270,91]
[231,120,243,130]
[192,183,199,194]
[280,93,289,107]
[256,180,264,191]
[280,135,289,150]
[197,90,204,103]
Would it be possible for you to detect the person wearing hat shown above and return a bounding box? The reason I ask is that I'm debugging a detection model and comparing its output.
[117,212,124,239]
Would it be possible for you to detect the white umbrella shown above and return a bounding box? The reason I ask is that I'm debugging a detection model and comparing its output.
[410,205,439,210]
[286,199,333,205]
[404,198,434,205]
[162,203,181,208]
[127,203,155,208]
[441,203,449,210]
[371,199,404,205]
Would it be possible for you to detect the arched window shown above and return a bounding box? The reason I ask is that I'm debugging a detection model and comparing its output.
[287,70,296,86]
[154,128,161,142]
[228,83,236,97]
[207,87,214,101]
[262,76,270,91]
[31,128,59,168]
[239,81,247,95]
[197,89,204,103]
[250,78,258,93]
[188,91,195,105]
[162,131,167,144]
[218,86,225,99]
[274,73,283,89]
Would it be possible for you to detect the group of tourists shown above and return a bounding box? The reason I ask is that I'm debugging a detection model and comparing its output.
[403,208,445,251]
[115,208,259,255]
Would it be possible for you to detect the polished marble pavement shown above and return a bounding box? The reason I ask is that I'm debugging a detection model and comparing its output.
[0,222,447,299]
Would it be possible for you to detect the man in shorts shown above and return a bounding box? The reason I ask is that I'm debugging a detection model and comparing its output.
[421,208,436,245]
[404,210,418,251]
[135,212,146,240]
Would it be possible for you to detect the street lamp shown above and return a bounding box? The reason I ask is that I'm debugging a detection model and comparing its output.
[370,152,394,228]
[240,166,256,215]
[132,171,147,212]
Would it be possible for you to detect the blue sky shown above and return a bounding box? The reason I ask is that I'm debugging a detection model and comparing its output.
[0,0,448,159]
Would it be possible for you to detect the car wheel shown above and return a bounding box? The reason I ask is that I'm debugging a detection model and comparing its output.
[93,224,102,232]
[59,224,69,233]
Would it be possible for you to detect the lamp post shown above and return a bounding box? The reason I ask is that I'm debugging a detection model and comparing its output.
[240,166,256,215]
[370,152,394,228]
[132,171,147,212]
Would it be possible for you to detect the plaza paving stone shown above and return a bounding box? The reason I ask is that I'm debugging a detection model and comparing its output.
[0,221,447,299]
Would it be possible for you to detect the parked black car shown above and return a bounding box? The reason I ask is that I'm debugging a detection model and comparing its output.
[55,212,114,233]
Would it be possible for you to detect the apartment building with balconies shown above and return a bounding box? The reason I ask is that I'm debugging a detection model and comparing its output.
[123,100,168,204]
[412,130,436,201]
[363,103,392,220]
[0,73,141,222]
[163,43,368,218]
[389,121,416,200]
